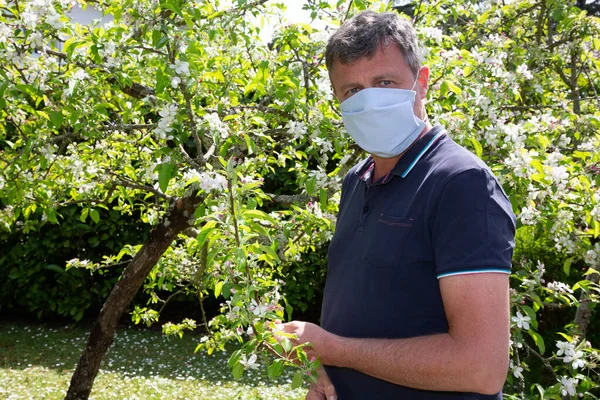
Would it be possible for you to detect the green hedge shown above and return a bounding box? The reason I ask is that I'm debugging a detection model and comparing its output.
[0,205,150,321]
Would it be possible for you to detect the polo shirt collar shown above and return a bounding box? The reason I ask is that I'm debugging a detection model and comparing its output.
[354,125,446,184]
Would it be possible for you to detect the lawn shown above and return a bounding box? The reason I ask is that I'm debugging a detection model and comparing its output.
[0,321,306,399]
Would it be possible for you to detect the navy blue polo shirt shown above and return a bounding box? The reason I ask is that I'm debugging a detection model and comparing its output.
[321,126,516,399]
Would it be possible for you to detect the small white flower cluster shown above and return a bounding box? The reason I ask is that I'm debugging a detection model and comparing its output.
[505,148,538,178]
[203,112,229,139]
[554,233,578,254]
[66,258,94,269]
[511,311,531,330]
[516,64,533,80]
[420,26,443,43]
[547,281,573,294]
[591,194,600,221]
[64,68,89,98]
[286,120,307,140]
[154,103,178,140]
[312,136,333,155]
[557,341,586,369]
[0,22,12,43]
[170,60,190,88]
[198,171,227,193]
[583,243,600,266]
[518,205,540,226]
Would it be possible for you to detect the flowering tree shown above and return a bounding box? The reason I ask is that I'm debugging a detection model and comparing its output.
[0,0,599,398]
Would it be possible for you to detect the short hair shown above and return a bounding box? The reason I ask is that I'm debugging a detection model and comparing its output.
[325,11,423,78]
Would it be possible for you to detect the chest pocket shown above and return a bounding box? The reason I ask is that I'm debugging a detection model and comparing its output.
[366,214,413,269]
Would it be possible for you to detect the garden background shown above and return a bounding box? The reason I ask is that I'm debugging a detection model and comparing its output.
[0,0,599,398]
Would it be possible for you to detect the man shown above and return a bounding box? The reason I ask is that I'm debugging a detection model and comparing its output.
[282,10,516,400]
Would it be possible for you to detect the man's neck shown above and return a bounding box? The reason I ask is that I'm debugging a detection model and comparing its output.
[371,124,432,182]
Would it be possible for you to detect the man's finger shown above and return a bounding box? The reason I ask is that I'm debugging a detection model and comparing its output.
[317,367,337,400]
[305,388,326,400]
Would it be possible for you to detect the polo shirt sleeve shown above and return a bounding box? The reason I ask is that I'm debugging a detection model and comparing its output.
[431,167,516,279]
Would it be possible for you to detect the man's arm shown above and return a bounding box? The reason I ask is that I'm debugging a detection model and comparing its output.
[284,272,510,395]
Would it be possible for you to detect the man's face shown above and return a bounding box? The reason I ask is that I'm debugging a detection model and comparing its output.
[329,43,429,119]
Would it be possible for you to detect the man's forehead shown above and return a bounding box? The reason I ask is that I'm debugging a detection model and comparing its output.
[329,46,412,84]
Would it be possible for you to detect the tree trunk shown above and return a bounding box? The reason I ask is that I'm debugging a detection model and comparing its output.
[65,191,202,400]
[573,268,600,338]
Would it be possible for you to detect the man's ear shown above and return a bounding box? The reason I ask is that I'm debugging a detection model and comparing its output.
[416,65,430,100]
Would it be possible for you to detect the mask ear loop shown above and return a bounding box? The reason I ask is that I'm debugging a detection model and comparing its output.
[411,67,430,125]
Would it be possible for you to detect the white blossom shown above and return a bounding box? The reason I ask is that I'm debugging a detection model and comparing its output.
[516,64,533,79]
[171,60,190,77]
[239,353,259,370]
[547,281,573,294]
[286,120,307,140]
[512,311,531,330]
[509,360,524,379]
[203,113,229,139]
[154,103,178,140]
[198,172,227,193]
[45,12,64,30]
[21,11,39,29]
[518,205,539,226]
[559,376,578,397]
[420,27,443,42]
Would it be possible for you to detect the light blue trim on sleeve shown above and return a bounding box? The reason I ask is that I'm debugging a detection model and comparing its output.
[437,268,511,280]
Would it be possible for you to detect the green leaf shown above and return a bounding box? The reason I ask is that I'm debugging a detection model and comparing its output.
[63,36,80,57]
[242,209,277,226]
[156,68,169,94]
[306,176,317,196]
[521,305,537,326]
[232,361,244,379]
[49,111,63,129]
[444,80,462,95]
[244,134,255,155]
[90,209,100,224]
[197,220,218,246]
[291,371,304,389]
[45,264,64,274]
[281,337,293,352]
[228,349,243,368]
[267,359,284,380]
[319,188,327,211]
[80,208,89,223]
[468,137,483,158]
[527,330,545,355]
[530,159,544,174]
[563,257,574,276]
[214,281,223,298]
[157,163,175,193]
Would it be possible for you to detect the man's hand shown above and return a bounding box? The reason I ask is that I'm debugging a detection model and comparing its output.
[282,321,337,363]
[306,367,337,400]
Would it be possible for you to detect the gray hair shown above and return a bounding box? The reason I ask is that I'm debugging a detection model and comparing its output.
[325,11,423,78]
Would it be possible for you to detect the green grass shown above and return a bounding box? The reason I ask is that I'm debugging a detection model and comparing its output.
[0,321,305,399]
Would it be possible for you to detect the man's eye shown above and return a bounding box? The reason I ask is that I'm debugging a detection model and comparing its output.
[380,80,392,86]
[348,88,360,95]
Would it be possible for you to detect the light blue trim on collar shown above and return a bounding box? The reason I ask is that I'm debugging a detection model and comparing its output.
[401,130,446,178]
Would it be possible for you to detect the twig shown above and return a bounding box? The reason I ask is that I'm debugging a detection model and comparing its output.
[521,341,559,382]
[344,0,354,21]
[158,283,193,315]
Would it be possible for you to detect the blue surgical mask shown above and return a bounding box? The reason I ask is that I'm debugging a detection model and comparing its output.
[340,82,426,159]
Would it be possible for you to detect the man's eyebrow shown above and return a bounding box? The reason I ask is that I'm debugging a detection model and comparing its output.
[371,73,402,81]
